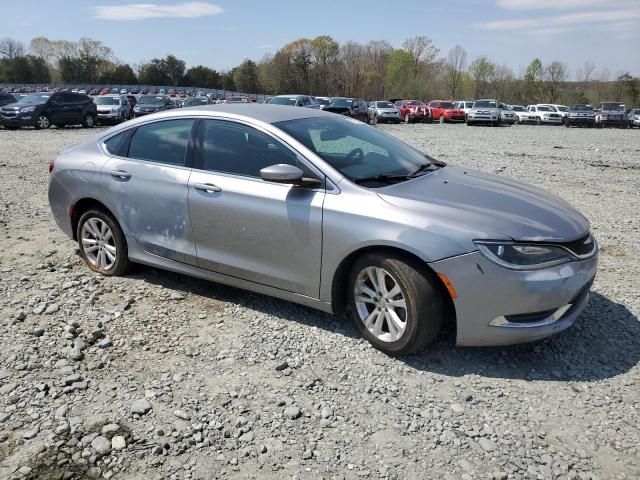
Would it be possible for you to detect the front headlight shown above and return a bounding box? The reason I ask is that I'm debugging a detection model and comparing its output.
[475,241,574,270]
[112,107,119,112]
[20,106,36,113]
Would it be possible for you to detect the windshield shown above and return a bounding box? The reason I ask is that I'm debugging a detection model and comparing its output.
[139,96,164,105]
[95,97,119,105]
[473,101,497,108]
[440,102,455,109]
[329,98,353,107]
[17,94,50,105]
[405,100,424,106]
[315,98,330,105]
[270,96,298,105]
[184,98,208,106]
[275,116,439,185]
[570,105,593,111]
[376,101,394,108]
[538,106,553,112]
[464,102,473,108]
[511,106,525,111]
[557,106,569,112]
[633,109,640,115]
[601,103,624,111]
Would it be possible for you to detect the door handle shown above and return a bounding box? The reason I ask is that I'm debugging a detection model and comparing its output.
[110,169,131,180]
[193,182,222,193]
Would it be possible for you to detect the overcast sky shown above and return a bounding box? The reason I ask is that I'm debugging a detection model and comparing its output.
[4,0,639,77]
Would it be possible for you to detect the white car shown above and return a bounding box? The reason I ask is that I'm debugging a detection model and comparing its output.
[527,105,563,125]
[510,105,538,124]
[540,104,569,120]
[454,100,474,116]
[120,88,128,94]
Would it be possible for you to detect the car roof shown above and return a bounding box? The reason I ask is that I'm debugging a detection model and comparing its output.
[135,104,332,124]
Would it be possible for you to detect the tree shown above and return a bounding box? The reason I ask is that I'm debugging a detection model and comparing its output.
[101,64,137,84]
[615,72,639,104]
[138,58,170,85]
[402,36,439,79]
[0,38,26,59]
[233,59,259,93]
[523,58,544,103]
[469,56,495,98]
[182,65,220,88]
[163,55,186,86]
[310,35,339,95]
[444,45,467,99]
[385,49,415,98]
[543,61,567,103]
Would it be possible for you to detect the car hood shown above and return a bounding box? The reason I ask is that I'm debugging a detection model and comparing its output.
[1,103,24,110]
[377,166,589,243]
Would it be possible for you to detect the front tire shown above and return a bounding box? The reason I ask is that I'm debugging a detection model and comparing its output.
[35,114,50,130]
[348,252,444,354]
[77,209,130,276]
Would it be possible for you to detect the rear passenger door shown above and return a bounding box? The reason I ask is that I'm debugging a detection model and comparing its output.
[100,118,199,265]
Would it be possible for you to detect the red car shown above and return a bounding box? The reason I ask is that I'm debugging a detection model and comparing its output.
[393,100,431,123]
[168,89,176,97]
[99,88,111,95]
[428,100,466,123]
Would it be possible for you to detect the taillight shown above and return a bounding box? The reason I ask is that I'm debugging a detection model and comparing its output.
[49,159,55,174]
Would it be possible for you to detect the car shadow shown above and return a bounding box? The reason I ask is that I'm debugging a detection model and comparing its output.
[130,266,639,381]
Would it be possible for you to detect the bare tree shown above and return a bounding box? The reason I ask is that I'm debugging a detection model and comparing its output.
[543,61,568,103]
[0,38,26,59]
[443,45,467,100]
[593,67,610,103]
[575,61,595,84]
[402,36,439,79]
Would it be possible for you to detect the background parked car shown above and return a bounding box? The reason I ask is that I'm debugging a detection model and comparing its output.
[132,95,174,117]
[466,99,501,126]
[0,92,96,129]
[565,105,596,128]
[324,97,368,122]
[596,102,628,128]
[314,96,331,109]
[95,95,131,124]
[428,100,465,123]
[126,95,137,111]
[0,92,18,107]
[527,105,563,125]
[453,100,474,116]
[393,99,431,123]
[367,100,400,124]
[183,97,210,107]
[510,105,538,124]
[498,103,517,125]
[628,108,640,128]
[268,95,319,108]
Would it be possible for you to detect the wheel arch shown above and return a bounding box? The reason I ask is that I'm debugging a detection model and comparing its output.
[330,245,456,329]
[70,198,118,241]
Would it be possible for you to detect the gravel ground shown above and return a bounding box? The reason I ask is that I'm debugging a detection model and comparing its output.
[0,123,639,480]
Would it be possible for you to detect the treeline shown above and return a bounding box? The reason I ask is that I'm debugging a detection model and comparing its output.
[1,35,639,106]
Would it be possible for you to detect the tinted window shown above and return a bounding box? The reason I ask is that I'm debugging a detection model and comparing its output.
[61,93,76,103]
[201,120,299,178]
[104,132,128,155]
[129,119,194,166]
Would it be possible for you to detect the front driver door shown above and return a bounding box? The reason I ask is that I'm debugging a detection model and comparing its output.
[188,119,325,298]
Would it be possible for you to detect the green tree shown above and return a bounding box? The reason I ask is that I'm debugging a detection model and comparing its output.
[469,56,496,98]
[523,58,544,104]
[233,59,259,93]
[182,65,220,88]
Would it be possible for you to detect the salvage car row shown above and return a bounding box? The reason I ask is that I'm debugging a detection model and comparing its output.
[1,89,639,130]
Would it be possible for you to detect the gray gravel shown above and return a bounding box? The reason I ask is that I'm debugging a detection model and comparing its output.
[0,123,639,480]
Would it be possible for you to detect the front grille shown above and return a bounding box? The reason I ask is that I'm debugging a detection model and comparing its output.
[550,114,560,118]
[560,233,597,258]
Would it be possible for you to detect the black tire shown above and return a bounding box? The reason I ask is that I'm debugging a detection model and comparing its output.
[82,114,95,128]
[347,252,444,355]
[34,114,50,130]
[77,209,130,276]
[564,120,570,128]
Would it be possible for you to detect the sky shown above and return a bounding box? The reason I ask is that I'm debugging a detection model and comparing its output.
[3,0,639,77]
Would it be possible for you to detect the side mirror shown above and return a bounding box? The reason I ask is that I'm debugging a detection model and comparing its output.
[260,164,322,187]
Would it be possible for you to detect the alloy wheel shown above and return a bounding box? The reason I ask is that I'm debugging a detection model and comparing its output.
[36,115,50,129]
[354,266,408,343]
[81,217,117,271]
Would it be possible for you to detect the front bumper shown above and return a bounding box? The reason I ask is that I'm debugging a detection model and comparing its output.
[97,111,122,122]
[567,117,595,125]
[430,250,598,346]
[1,113,35,126]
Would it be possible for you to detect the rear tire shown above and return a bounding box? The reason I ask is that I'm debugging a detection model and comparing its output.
[82,114,95,128]
[77,209,130,276]
[347,252,444,355]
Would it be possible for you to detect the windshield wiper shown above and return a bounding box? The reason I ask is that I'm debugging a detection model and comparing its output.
[352,173,413,184]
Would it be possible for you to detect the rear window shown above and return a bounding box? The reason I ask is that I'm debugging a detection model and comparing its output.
[128,119,194,166]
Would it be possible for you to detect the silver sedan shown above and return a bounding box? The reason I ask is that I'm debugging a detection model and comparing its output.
[48,105,598,354]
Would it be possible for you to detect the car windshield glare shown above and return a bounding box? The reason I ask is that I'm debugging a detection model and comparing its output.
[376,101,394,108]
[538,106,553,112]
[270,97,298,105]
[440,102,454,109]
[139,96,164,105]
[474,101,497,108]
[95,97,119,105]
[17,94,50,105]
[330,98,352,107]
[275,116,438,184]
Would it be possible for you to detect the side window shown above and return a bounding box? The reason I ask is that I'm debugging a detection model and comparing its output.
[302,96,311,106]
[103,131,128,156]
[128,119,194,166]
[201,120,299,178]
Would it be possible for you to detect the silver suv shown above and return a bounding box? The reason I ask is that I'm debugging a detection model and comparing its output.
[367,100,401,124]
[95,95,131,124]
[466,99,501,126]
